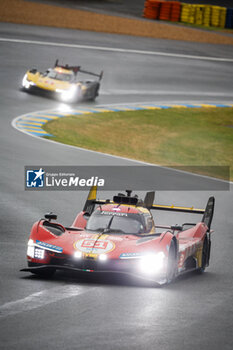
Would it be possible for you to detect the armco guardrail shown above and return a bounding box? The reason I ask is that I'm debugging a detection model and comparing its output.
[143,1,233,29]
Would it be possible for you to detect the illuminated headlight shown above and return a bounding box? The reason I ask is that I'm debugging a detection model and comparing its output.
[27,245,34,258]
[22,74,35,89]
[27,239,45,259]
[139,252,165,275]
[99,254,107,261]
[34,248,45,259]
[27,239,35,258]
[58,85,78,102]
[74,251,82,259]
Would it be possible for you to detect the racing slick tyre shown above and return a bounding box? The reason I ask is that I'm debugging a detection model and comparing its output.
[165,240,177,284]
[197,235,209,274]
[88,83,100,101]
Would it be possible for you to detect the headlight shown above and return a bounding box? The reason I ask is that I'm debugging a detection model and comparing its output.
[138,252,165,275]
[27,239,34,258]
[99,254,107,261]
[34,248,45,259]
[74,251,82,259]
[22,74,35,89]
[22,74,30,88]
[27,239,45,259]
[58,85,78,102]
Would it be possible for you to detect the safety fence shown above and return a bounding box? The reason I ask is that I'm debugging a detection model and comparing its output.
[143,1,233,28]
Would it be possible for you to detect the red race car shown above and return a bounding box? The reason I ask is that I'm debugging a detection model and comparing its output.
[21,187,215,285]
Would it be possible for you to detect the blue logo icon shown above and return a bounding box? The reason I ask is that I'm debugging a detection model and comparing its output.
[26,168,45,188]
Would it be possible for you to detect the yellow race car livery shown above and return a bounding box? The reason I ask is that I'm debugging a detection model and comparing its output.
[22,60,103,103]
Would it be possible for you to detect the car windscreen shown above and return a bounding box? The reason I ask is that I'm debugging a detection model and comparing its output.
[47,70,73,81]
[86,211,145,234]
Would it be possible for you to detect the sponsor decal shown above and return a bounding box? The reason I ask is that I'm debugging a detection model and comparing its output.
[79,233,93,238]
[120,252,143,259]
[100,211,127,217]
[26,168,45,188]
[35,240,63,253]
[108,236,123,241]
[74,239,115,254]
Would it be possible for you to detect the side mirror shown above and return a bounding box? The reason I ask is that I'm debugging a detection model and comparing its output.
[29,68,37,74]
[44,212,57,221]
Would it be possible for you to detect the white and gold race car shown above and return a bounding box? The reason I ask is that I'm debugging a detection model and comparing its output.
[21,60,103,102]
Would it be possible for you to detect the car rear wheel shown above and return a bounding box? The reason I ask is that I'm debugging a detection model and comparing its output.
[89,83,100,101]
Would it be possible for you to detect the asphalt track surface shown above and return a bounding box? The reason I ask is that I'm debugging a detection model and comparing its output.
[0,22,233,350]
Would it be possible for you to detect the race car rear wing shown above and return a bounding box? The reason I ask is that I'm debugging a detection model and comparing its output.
[79,68,103,81]
[54,59,103,80]
[82,187,215,229]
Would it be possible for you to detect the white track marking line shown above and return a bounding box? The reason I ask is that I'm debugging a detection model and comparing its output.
[1,37,233,62]
[0,285,94,318]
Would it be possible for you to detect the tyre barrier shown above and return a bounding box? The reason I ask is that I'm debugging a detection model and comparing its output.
[203,6,211,27]
[180,3,191,23]
[195,5,205,26]
[225,8,233,28]
[219,7,227,28]
[189,4,196,24]
[143,1,233,29]
[170,1,181,22]
[143,0,161,20]
[159,1,172,21]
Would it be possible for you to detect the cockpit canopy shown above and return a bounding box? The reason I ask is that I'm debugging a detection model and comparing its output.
[85,206,154,234]
[44,68,74,82]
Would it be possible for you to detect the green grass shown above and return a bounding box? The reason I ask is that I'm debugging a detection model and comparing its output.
[43,107,233,181]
